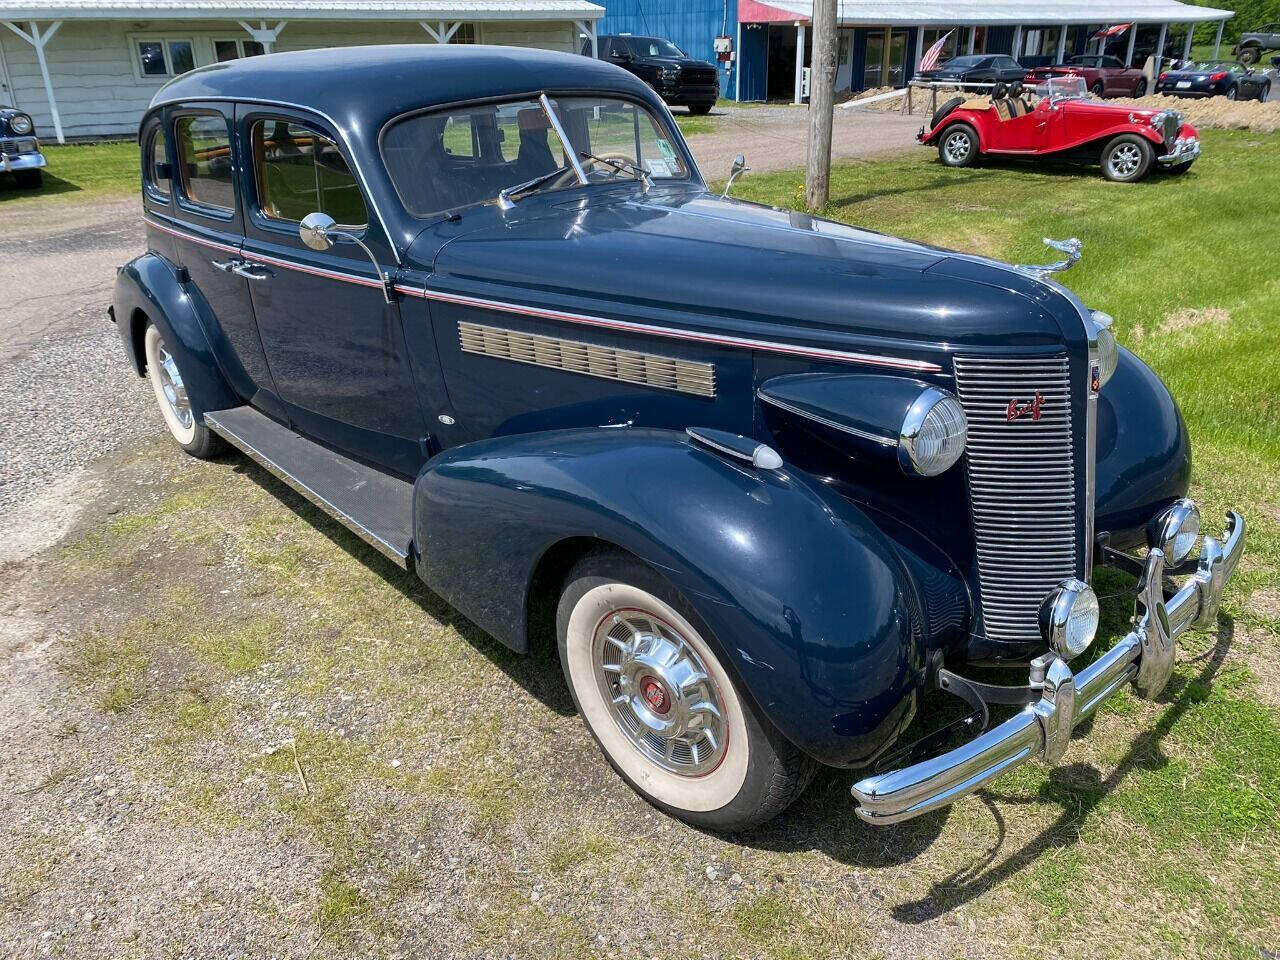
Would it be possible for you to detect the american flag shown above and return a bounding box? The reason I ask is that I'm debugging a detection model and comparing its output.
[919,30,954,72]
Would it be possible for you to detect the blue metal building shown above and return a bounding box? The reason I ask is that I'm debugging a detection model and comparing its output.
[595,0,738,99]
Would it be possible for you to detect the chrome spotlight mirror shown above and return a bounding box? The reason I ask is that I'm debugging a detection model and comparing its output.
[299,211,337,251]
[298,211,393,304]
[723,154,749,198]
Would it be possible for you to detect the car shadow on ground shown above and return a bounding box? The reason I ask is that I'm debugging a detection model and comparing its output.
[228,454,1234,914]
[0,172,82,202]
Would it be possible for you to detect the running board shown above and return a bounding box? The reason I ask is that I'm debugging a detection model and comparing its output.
[205,407,414,565]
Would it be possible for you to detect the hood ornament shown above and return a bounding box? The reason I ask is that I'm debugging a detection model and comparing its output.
[1017,237,1083,279]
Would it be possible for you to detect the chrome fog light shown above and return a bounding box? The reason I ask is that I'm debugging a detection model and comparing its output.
[1148,498,1201,564]
[1039,579,1100,659]
[899,387,967,477]
[1091,310,1118,387]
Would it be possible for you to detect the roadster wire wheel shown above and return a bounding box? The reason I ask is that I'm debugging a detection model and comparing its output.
[557,550,816,831]
[1101,134,1154,182]
[143,323,224,458]
[939,124,977,167]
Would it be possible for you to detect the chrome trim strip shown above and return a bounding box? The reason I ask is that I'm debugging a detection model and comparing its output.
[145,214,240,255]
[404,286,943,373]
[146,93,402,265]
[756,389,897,447]
[204,411,409,566]
[852,511,1245,825]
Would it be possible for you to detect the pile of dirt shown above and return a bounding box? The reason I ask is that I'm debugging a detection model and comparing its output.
[1107,90,1280,133]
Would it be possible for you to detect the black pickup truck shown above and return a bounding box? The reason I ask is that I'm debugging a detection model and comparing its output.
[1235,23,1280,64]
[582,34,719,114]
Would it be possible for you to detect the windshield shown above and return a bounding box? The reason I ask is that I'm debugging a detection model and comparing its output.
[1184,60,1235,71]
[382,95,692,217]
[1043,75,1089,101]
[629,37,686,58]
[940,56,984,69]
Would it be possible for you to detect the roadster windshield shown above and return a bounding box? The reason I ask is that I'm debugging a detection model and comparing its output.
[1044,75,1089,101]
[383,95,691,217]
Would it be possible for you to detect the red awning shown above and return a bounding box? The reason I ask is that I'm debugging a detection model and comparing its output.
[1092,23,1132,39]
[739,0,807,25]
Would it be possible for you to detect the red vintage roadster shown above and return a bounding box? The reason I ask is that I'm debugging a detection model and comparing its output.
[919,76,1200,182]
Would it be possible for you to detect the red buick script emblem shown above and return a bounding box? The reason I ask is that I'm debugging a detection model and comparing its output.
[1006,392,1045,422]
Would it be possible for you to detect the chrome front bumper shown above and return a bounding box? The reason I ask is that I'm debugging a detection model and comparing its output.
[0,148,46,173]
[852,511,1245,825]
[1157,136,1200,166]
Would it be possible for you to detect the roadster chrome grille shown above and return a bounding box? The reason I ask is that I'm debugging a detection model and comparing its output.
[458,321,716,398]
[954,354,1077,645]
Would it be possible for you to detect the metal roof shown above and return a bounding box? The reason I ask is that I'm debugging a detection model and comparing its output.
[0,0,602,20]
[747,0,1233,25]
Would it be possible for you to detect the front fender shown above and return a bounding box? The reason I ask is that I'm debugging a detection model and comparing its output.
[1095,347,1191,546]
[112,253,238,418]
[413,427,925,767]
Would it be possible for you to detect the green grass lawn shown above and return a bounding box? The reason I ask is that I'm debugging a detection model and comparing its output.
[733,128,1280,956]
[0,139,140,204]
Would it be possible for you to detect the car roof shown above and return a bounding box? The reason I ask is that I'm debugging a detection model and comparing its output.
[149,44,653,132]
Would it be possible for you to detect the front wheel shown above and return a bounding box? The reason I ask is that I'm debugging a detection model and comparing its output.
[1238,46,1260,65]
[1134,78,1148,97]
[1090,80,1106,97]
[557,550,816,832]
[1101,133,1154,182]
[1162,161,1194,176]
[688,101,714,115]
[143,323,225,459]
[937,123,979,168]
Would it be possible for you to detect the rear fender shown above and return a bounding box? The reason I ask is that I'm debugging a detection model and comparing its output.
[924,112,987,147]
[112,253,238,418]
[413,427,927,766]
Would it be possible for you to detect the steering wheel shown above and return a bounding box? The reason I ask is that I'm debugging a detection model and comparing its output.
[586,154,643,179]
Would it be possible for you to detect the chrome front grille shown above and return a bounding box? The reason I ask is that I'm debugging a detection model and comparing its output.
[458,321,716,398]
[954,354,1078,645]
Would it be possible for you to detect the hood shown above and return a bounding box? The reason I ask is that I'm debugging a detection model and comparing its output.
[422,188,1085,353]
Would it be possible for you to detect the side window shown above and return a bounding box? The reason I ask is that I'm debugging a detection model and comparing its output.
[175,114,235,212]
[253,120,368,230]
[144,123,171,200]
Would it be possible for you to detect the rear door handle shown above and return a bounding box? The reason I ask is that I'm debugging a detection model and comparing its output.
[210,258,239,272]
[232,262,273,281]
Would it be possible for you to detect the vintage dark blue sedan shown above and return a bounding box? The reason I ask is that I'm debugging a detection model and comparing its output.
[111,45,1244,831]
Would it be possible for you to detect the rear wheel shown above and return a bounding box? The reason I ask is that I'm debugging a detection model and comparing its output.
[557,550,816,832]
[1090,79,1106,97]
[930,96,966,130]
[1134,78,1148,97]
[143,323,225,459]
[937,123,979,168]
[1101,133,1154,182]
[13,169,42,189]
[1226,85,1238,100]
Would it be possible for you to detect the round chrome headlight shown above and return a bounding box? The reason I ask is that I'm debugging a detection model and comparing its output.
[1039,579,1100,659]
[898,387,967,477]
[1148,498,1201,564]
[9,113,33,135]
[1091,310,1118,388]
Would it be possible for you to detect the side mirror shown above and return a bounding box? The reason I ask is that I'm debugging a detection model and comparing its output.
[722,154,749,198]
[299,211,336,251]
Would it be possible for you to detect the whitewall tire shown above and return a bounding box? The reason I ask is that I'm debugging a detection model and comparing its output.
[557,550,816,831]
[143,323,224,459]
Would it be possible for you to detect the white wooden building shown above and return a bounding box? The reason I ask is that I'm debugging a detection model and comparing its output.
[0,0,604,141]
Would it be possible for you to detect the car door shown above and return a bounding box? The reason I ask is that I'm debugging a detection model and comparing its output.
[164,104,284,416]
[235,106,428,477]
[988,97,1058,152]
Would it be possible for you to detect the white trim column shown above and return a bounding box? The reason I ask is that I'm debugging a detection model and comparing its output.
[237,20,287,53]
[420,20,461,43]
[1153,23,1167,76]
[967,26,976,54]
[793,22,806,104]
[1056,24,1068,62]
[573,18,597,57]
[1011,24,1022,58]
[2,20,63,143]
[1124,22,1137,67]
[1212,19,1225,59]
[1182,24,1194,61]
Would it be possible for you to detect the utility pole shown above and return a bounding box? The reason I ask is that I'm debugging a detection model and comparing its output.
[804,0,837,210]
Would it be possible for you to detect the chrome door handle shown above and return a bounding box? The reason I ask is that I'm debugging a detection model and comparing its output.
[210,258,239,272]
[232,262,273,281]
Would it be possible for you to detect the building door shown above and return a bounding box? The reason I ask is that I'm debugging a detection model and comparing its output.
[887,29,910,86]
[738,24,769,101]
[766,24,798,99]
[864,29,885,88]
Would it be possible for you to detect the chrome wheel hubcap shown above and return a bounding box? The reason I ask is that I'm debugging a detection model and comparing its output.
[943,131,970,163]
[156,344,193,429]
[1109,143,1141,178]
[593,610,727,776]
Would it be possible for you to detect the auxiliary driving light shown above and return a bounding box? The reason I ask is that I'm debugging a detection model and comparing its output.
[1092,310,1118,387]
[1039,579,1100,659]
[1148,498,1201,565]
[898,387,967,477]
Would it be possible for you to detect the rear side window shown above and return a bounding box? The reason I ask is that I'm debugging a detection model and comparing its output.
[252,120,368,229]
[144,123,171,200]
[175,114,235,212]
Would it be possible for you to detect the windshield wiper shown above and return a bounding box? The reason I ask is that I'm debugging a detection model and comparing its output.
[497,164,572,208]
[579,151,653,190]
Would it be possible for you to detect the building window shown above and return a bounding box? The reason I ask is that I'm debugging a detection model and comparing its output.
[176,113,235,212]
[214,38,266,62]
[251,119,368,229]
[450,23,476,43]
[134,38,195,78]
